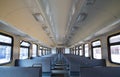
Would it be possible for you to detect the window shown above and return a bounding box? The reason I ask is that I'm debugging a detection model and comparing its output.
[43,47,46,55]
[70,47,75,54]
[69,48,72,54]
[52,48,57,54]
[75,46,79,55]
[108,33,120,64]
[46,48,49,54]
[47,48,51,54]
[0,33,13,64]
[84,44,89,57]
[79,45,83,56]
[32,44,38,57]
[69,48,73,54]
[92,40,102,59]
[73,47,76,54]
[38,46,43,56]
[65,48,70,54]
[46,48,51,54]
[19,41,30,59]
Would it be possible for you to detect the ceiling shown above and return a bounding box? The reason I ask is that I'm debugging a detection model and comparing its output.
[0,0,120,47]
[38,0,82,45]
[38,0,120,46]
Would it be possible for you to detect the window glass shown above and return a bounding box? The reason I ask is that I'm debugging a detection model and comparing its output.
[79,50,83,56]
[79,46,82,49]
[46,48,48,54]
[110,45,120,63]
[32,44,37,57]
[75,46,79,55]
[0,33,13,64]
[0,45,11,64]
[79,45,83,56]
[69,48,72,54]
[19,41,30,59]
[21,41,30,47]
[0,35,12,43]
[110,35,120,43]
[19,48,28,59]
[84,44,89,57]
[48,48,51,54]
[38,46,43,56]
[46,48,49,55]
[76,50,79,55]
[42,47,46,55]
[73,48,75,54]
[93,47,102,59]
[38,50,42,56]
[92,40,102,59]
[108,34,120,64]
[70,47,74,54]
[52,48,57,54]
[65,48,70,54]
[92,41,101,46]
[46,48,51,54]
[70,48,73,54]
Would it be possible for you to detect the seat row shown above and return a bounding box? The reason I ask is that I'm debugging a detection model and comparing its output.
[15,54,58,77]
[1,54,120,77]
[63,54,106,76]
[80,67,120,77]
[0,66,42,77]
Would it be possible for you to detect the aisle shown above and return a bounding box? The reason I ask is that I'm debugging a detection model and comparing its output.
[51,55,69,77]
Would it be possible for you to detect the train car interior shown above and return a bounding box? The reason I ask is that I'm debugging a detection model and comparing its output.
[0,0,120,77]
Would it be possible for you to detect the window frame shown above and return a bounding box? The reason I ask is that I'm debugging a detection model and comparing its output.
[19,41,30,59]
[91,40,102,59]
[0,32,13,65]
[108,33,120,64]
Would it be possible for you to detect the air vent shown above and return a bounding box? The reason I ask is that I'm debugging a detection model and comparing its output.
[33,13,44,24]
[76,13,87,23]
[57,44,64,46]
[42,26,48,30]
[86,0,96,5]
